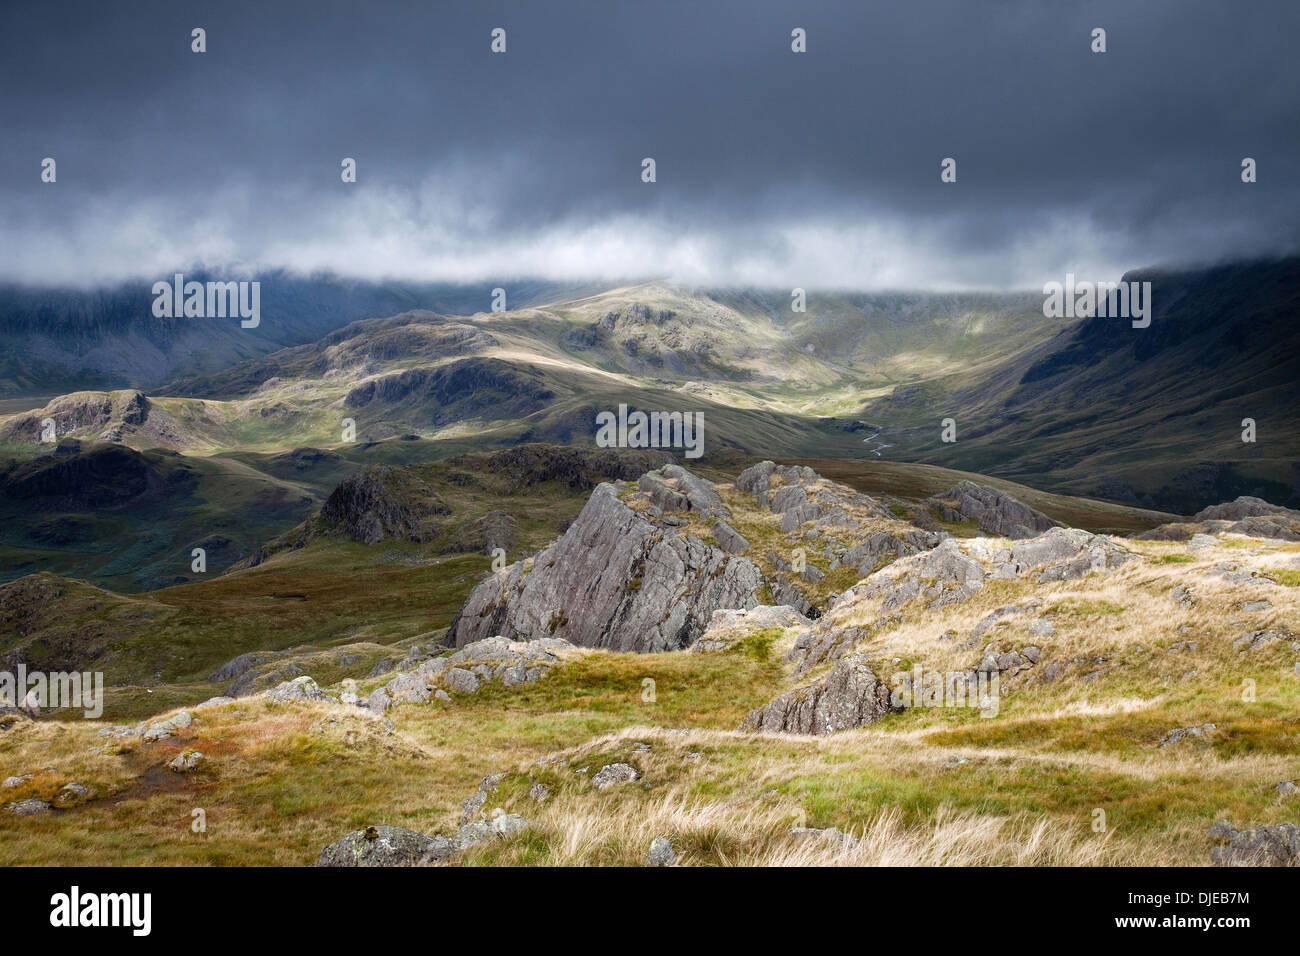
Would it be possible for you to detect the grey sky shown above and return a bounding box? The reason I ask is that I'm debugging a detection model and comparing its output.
[2,0,1297,289]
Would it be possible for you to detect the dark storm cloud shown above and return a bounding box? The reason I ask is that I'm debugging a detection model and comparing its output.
[1,0,1297,288]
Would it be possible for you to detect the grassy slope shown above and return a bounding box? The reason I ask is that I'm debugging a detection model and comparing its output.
[1,467,1297,865]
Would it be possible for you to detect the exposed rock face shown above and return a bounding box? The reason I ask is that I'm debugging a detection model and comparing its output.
[319,465,449,544]
[736,461,897,529]
[856,538,987,613]
[711,519,750,554]
[742,654,901,735]
[447,475,763,653]
[782,527,1135,678]
[1194,496,1299,522]
[0,389,152,444]
[978,527,1136,582]
[1139,496,1300,543]
[925,481,1061,539]
[369,636,573,712]
[1209,821,1300,867]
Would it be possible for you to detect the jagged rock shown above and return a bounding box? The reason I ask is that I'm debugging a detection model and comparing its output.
[925,481,1062,539]
[265,676,329,704]
[592,763,639,789]
[647,836,676,866]
[315,825,451,867]
[448,479,763,652]
[208,651,273,684]
[993,527,1135,582]
[712,519,750,554]
[1194,496,1300,523]
[1028,618,1056,637]
[1209,821,1300,866]
[1187,533,1217,552]
[855,539,986,612]
[444,668,480,694]
[742,654,901,735]
[968,602,1040,643]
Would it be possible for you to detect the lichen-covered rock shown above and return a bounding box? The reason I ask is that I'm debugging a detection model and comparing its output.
[592,763,639,789]
[447,479,763,653]
[142,711,193,742]
[1209,821,1300,866]
[315,825,451,867]
[168,751,204,773]
[264,676,329,704]
[742,654,902,735]
[647,836,676,866]
[4,798,51,816]
[51,783,91,808]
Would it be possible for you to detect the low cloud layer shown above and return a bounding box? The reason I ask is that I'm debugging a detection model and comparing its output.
[3,0,1297,290]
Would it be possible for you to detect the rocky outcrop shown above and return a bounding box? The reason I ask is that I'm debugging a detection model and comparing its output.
[693,605,811,653]
[0,389,152,444]
[315,812,532,866]
[736,461,896,528]
[742,654,901,735]
[369,636,573,712]
[973,527,1135,582]
[447,474,763,653]
[1138,496,1300,543]
[315,825,447,867]
[925,481,1061,539]
[319,465,450,544]
[1209,820,1300,866]
[855,538,987,612]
